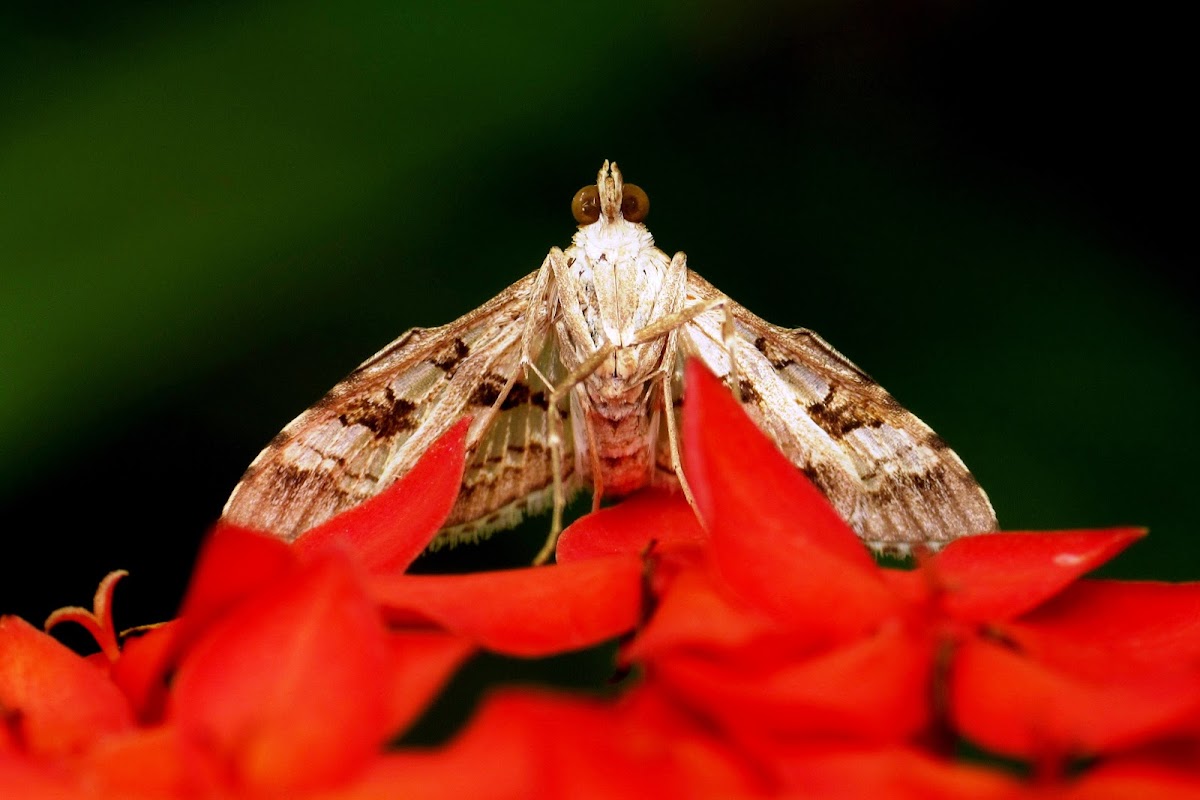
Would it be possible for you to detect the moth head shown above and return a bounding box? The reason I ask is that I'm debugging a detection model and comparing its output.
[571,160,650,226]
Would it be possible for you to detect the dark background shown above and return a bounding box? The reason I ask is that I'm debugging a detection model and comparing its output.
[2,0,1195,632]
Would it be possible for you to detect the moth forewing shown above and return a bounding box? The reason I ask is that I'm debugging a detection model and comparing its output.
[674,272,995,550]
[222,270,550,541]
[223,160,996,559]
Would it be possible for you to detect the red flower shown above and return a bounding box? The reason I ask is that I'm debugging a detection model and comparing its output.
[3,359,1200,798]
[566,362,1200,789]
[1,415,645,797]
[0,615,134,759]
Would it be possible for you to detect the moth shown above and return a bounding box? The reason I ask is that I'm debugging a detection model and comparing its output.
[223,161,996,563]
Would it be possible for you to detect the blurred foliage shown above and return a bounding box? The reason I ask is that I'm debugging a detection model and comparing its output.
[1,0,1194,628]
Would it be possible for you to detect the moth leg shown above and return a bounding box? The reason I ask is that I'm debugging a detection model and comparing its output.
[627,293,742,399]
[627,295,723,347]
[658,367,699,513]
[535,388,568,566]
[583,411,606,512]
[721,301,742,400]
[532,357,609,513]
[532,341,620,565]
[526,352,574,565]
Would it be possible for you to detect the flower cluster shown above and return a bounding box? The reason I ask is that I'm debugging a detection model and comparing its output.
[3,362,1200,798]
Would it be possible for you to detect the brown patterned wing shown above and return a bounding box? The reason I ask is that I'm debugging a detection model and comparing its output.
[222,269,576,543]
[677,271,997,551]
[433,322,581,548]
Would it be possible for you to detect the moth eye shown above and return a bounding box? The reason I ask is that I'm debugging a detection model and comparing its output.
[620,183,649,222]
[571,186,601,224]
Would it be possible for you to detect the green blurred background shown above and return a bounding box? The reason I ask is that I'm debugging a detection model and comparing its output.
[2,0,1195,630]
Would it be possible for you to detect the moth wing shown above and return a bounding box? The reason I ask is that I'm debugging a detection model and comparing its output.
[677,271,997,550]
[223,269,579,543]
[433,319,582,548]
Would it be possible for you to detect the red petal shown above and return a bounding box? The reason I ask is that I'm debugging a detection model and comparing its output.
[1066,760,1200,799]
[311,687,752,800]
[308,737,534,800]
[79,725,189,796]
[109,621,178,723]
[0,753,84,798]
[169,551,394,792]
[0,616,134,758]
[646,621,932,745]
[625,564,783,662]
[368,555,642,656]
[681,361,892,627]
[44,569,127,663]
[775,745,1023,800]
[114,524,297,723]
[930,528,1144,622]
[556,488,705,563]
[950,637,1200,758]
[1012,579,1200,669]
[176,522,296,639]
[308,695,541,800]
[382,631,474,736]
[294,417,470,573]
[683,360,877,566]
[435,688,761,799]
